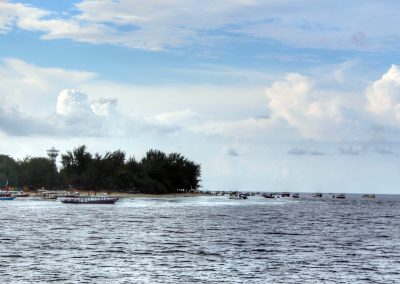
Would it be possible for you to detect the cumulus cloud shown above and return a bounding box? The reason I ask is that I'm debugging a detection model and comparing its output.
[366,65,400,124]
[56,89,118,117]
[91,98,117,116]
[56,89,90,116]
[265,73,346,139]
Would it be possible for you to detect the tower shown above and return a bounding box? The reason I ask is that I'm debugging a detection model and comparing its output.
[47,146,60,166]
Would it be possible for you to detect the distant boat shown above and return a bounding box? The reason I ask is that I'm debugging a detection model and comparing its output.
[228,192,247,200]
[61,196,119,204]
[313,193,323,198]
[335,194,346,199]
[292,193,300,199]
[262,193,277,199]
[362,194,376,199]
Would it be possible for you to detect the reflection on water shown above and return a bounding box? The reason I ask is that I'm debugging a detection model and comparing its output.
[0,195,400,283]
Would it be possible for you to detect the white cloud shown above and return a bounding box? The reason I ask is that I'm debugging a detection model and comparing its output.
[366,65,400,124]
[91,98,117,116]
[0,58,96,114]
[265,73,346,139]
[1,1,400,50]
[56,89,90,116]
[2,57,400,147]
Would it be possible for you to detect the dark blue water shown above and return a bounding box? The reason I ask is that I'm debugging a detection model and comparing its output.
[0,195,400,283]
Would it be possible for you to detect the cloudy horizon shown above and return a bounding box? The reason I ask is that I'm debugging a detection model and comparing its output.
[1,1,400,193]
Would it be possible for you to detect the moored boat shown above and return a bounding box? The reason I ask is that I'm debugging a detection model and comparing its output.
[313,193,323,198]
[335,194,346,199]
[263,193,277,199]
[292,193,300,198]
[61,196,119,204]
[0,190,12,197]
[228,192,248,200]
[362,194,376,199]
[10,191,30,197]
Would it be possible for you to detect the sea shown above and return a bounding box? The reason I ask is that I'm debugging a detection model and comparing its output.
[0,194,399,284]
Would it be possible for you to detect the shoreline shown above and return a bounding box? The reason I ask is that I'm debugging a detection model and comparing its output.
[30,191,206,199]
[108,192,206,198]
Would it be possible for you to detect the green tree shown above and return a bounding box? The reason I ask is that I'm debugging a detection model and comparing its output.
[0,155,18,187]
[17,157,58,189]
[60,145,93,189]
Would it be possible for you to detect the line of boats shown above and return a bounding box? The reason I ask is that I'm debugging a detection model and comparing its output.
[226,192,377,200]
[0,190,30,200]
[0,189,119,204]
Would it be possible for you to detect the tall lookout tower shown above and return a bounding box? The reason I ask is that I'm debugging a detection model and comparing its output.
[47,147,60,167]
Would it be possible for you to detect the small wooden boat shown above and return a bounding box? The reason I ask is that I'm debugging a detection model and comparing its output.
[228,193,247,200]
[362,194,376,199]
[292,193,300,198]
[263,193,277,199]
[61,196,119,204]
[335,194,346,199]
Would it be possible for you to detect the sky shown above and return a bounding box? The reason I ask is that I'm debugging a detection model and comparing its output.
[1,0,400,193]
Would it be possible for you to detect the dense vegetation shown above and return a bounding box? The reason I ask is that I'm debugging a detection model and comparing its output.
[0,146,201,194]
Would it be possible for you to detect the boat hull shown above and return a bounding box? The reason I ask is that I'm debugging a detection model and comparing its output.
[0,197,16,200]
[61,197,119,204]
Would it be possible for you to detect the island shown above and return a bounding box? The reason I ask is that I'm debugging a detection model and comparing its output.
[0,145,201,195]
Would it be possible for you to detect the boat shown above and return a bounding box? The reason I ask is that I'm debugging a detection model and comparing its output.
[228,192,247,200]
[0,196,16,200]
[263,193,277,199]
[55,190,81,199]
[0,190,12,197]
[335,194,346,199]
[313,193,323,198]
[292,193,300,198]
[362,194,376,199]
[60,196,119,204]
[10,191,30,197]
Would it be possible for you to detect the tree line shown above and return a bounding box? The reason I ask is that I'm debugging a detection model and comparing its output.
[0,145,201,194]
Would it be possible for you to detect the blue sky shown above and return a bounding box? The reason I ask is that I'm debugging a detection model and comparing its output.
[1,0,400,193]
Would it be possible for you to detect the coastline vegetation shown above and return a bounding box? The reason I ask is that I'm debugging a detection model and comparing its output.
[0,145,201,194]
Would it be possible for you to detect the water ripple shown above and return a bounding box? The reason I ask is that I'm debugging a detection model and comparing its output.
[0,196,399,283]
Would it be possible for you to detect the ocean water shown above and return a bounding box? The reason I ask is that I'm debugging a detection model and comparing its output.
[0,195,400,283]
